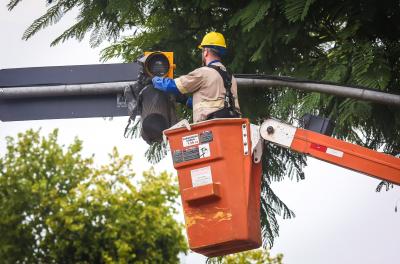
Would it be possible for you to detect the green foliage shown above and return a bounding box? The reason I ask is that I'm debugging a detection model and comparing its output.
[145,141,168,164]
[207,248,283,264]
[0,129,187,263]
[8,0,400,247]
[229,0,271,32]
[284,0,315,22]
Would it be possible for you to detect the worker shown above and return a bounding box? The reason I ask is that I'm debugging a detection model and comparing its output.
[152,32,241,122]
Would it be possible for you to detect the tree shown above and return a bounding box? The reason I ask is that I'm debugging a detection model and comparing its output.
[0,129,187,263]
[7,0,400,246]
[207,248,283,264]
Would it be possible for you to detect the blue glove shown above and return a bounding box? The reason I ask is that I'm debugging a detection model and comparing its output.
[175,94,192,109]
[152,77,181,95]
[186,96,193,109]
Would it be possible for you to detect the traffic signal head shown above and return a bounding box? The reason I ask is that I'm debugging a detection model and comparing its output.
[134,51,177,144]
[139,51,175,78]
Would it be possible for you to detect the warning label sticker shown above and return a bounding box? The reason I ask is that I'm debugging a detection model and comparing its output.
[182,134,199,147]
[191,166,213,187]
[326,148,344,158]
[198,143,211,158]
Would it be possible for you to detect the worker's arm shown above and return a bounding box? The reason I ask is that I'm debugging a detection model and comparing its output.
[152,67,205,96]
[174,68,205,94]
[152,77,180,95]
[152,76,192,109]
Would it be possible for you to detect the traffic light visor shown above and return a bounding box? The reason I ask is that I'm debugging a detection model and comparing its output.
[142,51,174,78]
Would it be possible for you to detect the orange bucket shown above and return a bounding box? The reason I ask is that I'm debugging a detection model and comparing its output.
[164,118,262,257]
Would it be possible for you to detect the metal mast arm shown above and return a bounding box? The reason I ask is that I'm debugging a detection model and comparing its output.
[260,119,400,185]
[236,78,400,107]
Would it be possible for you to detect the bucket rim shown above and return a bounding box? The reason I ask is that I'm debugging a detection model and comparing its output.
[163,118,248,136]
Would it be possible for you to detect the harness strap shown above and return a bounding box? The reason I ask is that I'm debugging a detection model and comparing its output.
[207,65,236,112]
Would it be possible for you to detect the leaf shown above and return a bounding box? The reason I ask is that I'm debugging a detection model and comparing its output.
[0,129,187,263]
[284,0,315,22]
[22,2,66,40]
[375,181,393,192]
[250,37,268,62]
[50,19,91,46]
[7,0,23,10]
[351,44,374,82]
[229,0,271,32]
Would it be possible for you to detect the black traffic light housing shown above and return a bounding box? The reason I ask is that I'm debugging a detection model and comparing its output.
[130,52,178,144]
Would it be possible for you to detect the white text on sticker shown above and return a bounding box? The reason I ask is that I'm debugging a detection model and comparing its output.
[182,134,199,147]
[191,166,212,187]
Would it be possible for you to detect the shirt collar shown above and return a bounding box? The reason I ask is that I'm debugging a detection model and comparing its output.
[207,60,220,66]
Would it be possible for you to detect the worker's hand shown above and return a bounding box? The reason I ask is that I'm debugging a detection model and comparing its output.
[175,94,192,109]
[186,96,193,109]
[151,76,167,91]
[152,76,181,95]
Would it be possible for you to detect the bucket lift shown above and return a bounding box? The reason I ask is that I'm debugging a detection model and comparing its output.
[1,51,399,257]
[163,117,400,257]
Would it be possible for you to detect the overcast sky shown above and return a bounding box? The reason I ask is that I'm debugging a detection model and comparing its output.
[1,2,399,264]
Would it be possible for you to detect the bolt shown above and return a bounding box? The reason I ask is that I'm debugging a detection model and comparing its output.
[266,126,274,134]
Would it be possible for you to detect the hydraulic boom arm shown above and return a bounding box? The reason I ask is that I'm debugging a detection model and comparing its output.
[260,119,400,185]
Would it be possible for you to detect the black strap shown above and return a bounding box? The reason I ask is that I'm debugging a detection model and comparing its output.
[207,65,237,113]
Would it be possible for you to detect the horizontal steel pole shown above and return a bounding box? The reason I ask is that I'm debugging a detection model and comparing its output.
[2,78,399,107]
[236,78,400,107]
[0,81,136,99]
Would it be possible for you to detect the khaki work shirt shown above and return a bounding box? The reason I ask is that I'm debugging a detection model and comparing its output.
[174,62,240,122]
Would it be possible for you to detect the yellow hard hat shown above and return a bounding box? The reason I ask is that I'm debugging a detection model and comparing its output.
[198,32,227,49]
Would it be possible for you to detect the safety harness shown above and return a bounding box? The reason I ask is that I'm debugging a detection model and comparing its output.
[206,65,241,119]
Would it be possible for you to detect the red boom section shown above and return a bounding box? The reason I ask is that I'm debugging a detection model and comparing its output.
[290,128,400,185]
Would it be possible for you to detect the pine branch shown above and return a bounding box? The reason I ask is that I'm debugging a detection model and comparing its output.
[284,0,315,22]
[145,141,168,164]
[260,150,299,247]
[7,0,23,10]
[375,181,394,192]
[261,200,279,247]
[124,117,141,139]
[50,19,92,46]
[262,183,295,220]
[228,0,271,32]
[263,144,307,183]
[89,23,108,48]
[22,2,65,40]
